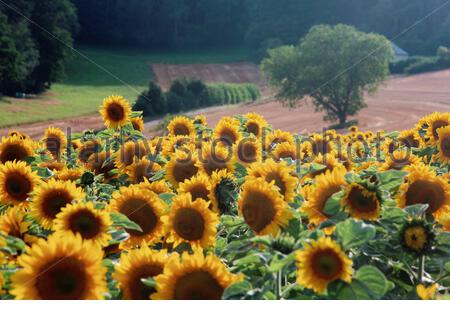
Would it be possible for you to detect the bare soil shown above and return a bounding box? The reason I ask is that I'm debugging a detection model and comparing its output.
[2,68,450,139]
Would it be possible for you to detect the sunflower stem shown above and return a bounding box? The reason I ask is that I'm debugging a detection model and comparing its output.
[417,255,424,283]
[275,269,283,300]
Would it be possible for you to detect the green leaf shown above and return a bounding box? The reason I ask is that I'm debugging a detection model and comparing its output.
[354,265,388,299]
[323,190,345,216]
[111,213,142,232]
[268,253,296,273]
[141,277,156,289]
[335,219,376,250]
[222,281,253,300]
[150,169,165,182]
[404,204,429,216]
[159,193,175,205]
[234,163,248,179]
[376,170,407,192]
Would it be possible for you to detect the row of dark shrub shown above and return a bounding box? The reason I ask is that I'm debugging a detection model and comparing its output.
[390,46,450,75]
[134,79,261,117]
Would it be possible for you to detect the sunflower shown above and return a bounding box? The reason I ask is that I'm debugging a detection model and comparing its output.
[43,127,67,160]
[301,166,347,226]
[436,126,450,163]
[0,161,40,207]
[31,179,85,229]
[199,141,233,176]
[381,149,421,171]
[416,283,438,300]
[349,125,358,133]
[152,250,242,300]
[53,202,112,247]
[309,134,335,156]
[165,149,200,188]
[296,237,352,294]
[193,114,207,126]
[56,167,84,182]
[71,139,83,150]
[162,135,194,157]
[400,219,435,255]
[272,142,302,161]
[113,246,167,299]
[238,177,290,236]
[397,164,450,220]
[39,160,66,173]
[136,180,172,195]
[100,95,132,129]
[8,130,29,140]
[0,207,37,246]
[108,186,166,247]
[77,139,102,164]
[0,135,34,164]
[213,118,242,147]
[86,151,117,179]
[248,159,297,202]
[302,153,344,180]
[115,140,149,170]
[163,193,218,248]
[167,116,196,137]
[342,183,381,221]
[398,129,422,149]
[10,234,107,299]
[126,158,161,183]
[210,169,238,214]
[244,113,268,137]
[131,116,145,132]
[178,173,213,203]
[264,129,294,150]
[233,137,262,166]
[425,112,450,144]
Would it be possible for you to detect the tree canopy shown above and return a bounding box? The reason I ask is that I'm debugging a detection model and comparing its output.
[261,24,394,126]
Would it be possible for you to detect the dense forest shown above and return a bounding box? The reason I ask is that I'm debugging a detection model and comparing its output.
[72,0,450,55]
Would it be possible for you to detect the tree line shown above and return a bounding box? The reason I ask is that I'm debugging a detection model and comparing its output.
[0,0,78,95]
[72,0,450,55]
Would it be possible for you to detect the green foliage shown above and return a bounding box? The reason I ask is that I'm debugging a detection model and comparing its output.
[262,24,393,125]
[0,0,78,95]
[133,79,260,118]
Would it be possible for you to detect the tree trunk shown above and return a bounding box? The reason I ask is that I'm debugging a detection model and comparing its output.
[338,113,347,126]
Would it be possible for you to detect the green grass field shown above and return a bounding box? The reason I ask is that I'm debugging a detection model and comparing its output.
[0,46,251,128]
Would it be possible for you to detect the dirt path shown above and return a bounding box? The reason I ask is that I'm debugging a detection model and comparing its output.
[2,69,450,139]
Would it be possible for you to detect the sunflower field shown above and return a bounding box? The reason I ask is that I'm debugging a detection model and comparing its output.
[0,95,449,300]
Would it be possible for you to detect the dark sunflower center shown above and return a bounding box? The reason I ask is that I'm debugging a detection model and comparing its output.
[89,153,115,176]
[246,122,260,136]
[188,185,210,202]
[400,136,419,148]
[242,190,276,233]
[129,264,163,300]
[173,208,205,241]
[405,180,445,215]
[311,249,343,280]
[45,135,62,158]
[133,163,156,183]
[1,144,29,163]
[68,209,101,239]
[107,103,125,122]
[120,144,146,167]
[5,173,32,202]
[36,256,87,300]
[78,141,101,163]
[119,198,158,236]
[312,140,331,155]
[173,270,224,300]
[203,153,228,175]
[265,172,286,197]
[172,159,198,184]
[440,137,450,157]
[348,187,378,213]
[42,189,73,219]
[173,124,190,136]
[219,129,237,146]
[238,142,258,163]
[432,120,449,140]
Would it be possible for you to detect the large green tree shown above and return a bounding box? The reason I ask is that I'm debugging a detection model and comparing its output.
[261,24,393,126]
